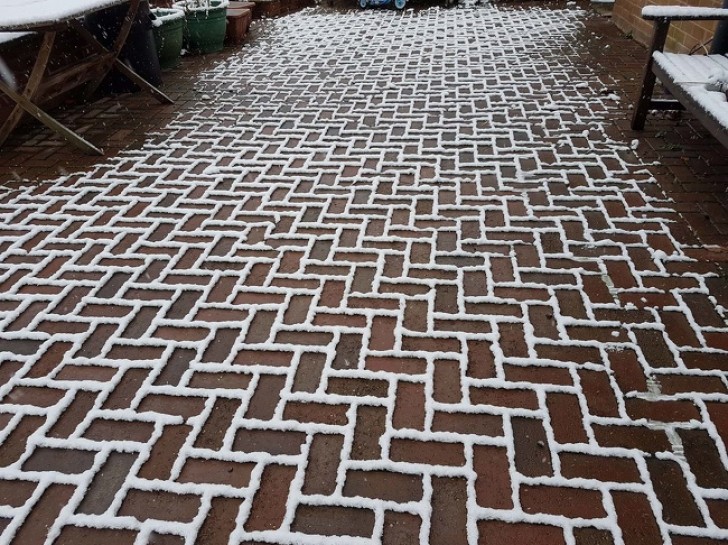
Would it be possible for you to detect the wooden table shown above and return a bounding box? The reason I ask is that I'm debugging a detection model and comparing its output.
[0,0,173,155]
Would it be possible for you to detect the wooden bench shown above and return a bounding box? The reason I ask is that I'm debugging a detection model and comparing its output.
[0,0,173,155]
[632,6,728,148]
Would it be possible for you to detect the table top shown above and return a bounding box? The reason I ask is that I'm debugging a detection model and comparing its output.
[0,0,128,31]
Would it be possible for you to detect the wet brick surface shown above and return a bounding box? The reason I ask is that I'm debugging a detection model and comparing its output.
[0,2,727,544]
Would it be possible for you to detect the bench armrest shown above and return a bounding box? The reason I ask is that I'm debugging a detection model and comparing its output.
[642,6,728,21]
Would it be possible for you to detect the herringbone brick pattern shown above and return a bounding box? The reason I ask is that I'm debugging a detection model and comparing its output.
[0,3,727,545]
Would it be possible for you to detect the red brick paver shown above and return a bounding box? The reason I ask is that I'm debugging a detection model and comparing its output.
[0,2,728,544]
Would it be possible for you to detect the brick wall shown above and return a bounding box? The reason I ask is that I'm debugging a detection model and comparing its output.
[613,0,722,52]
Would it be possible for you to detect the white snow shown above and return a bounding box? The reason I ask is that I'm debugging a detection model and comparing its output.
[0,5,726,545]
[151,7,185,26]
[0,0,129,31]
[654,52,728,129]
[706,69,728,93]
[642,6,728,20]
[173,0,230,12]
[0,31,29,44]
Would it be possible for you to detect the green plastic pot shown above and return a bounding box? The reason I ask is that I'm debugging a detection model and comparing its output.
[174,0,228,55]
[151,8,185,69]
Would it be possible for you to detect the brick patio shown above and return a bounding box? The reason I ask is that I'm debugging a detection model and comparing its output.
[0,2,728,544]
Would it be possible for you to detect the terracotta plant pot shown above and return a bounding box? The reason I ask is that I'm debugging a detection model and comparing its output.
[151,8,185,69]
[225,7,252,46]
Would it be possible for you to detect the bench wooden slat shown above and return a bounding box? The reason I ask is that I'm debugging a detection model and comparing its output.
[656,53,728,83]
[37,53,114,97]
[652,58,728,148]
[632,7,728,147]
[642,6,728,21]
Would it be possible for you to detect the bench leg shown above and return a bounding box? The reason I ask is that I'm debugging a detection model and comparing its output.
[632,20,670,130]
[0,31,56,147]
[82,0,141,100]
[111,59,173,104]
[70,17,173,105]
[0,79,103,155]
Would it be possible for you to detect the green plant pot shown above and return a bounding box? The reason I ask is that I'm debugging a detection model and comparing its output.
[175,0,228,55]
[151,8,185,69]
